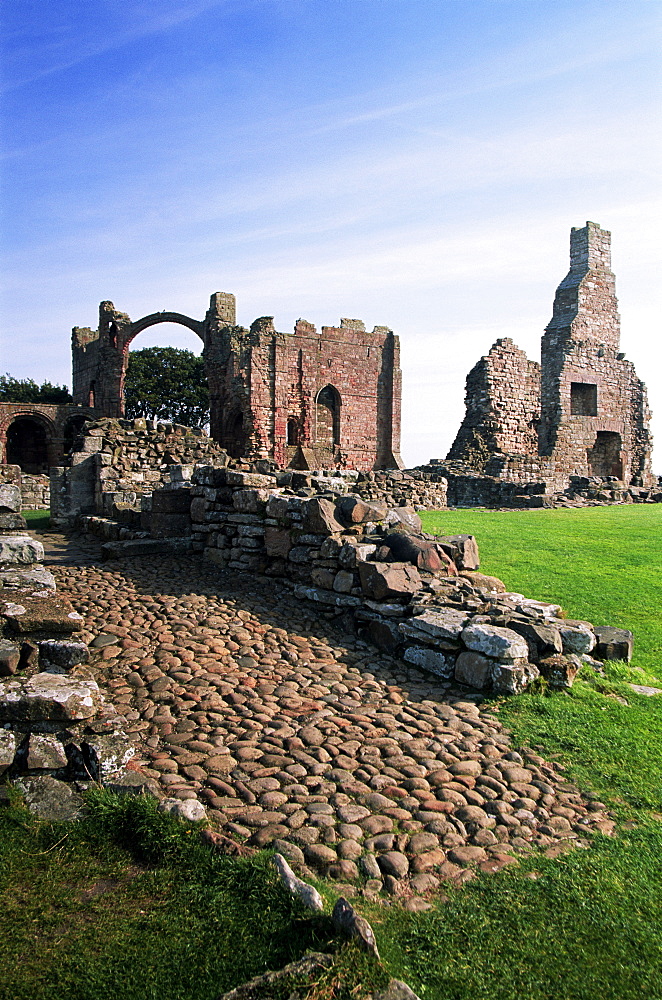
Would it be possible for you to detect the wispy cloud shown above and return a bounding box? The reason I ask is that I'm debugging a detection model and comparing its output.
[1,0,229,92]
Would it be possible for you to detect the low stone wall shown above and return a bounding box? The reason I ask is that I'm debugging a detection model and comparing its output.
[188,466,630,696]
[50,417,229,527]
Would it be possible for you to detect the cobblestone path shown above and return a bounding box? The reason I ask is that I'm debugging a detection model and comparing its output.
[43,531,612,907]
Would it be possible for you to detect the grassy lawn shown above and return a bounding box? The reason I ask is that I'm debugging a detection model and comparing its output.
[0,790,387,1000]
[2,505,661,997]
[22,508,51,530]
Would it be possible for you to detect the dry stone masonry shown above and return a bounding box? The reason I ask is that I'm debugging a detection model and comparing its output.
[448,223,654,495]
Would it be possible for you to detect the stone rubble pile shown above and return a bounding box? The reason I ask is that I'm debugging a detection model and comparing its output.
[188,466,632,697]
[0,486,138,817]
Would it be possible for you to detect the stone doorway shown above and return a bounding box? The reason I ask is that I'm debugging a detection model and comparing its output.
[6,417,51,473]
[588,431,623,479]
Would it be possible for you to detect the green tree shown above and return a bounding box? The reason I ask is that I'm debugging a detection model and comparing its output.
[124,347,209,427]
[0,374,73,404]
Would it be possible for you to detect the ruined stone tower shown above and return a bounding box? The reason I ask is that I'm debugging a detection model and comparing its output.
[71,293,403,472]
[447,222,653,488]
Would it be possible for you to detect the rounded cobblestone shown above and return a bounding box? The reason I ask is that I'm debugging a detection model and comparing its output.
[46,538,610,899]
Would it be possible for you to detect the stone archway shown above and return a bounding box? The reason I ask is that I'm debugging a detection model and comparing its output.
[6,415,53,473]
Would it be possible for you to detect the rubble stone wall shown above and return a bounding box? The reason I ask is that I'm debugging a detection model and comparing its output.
[50,418,229,527]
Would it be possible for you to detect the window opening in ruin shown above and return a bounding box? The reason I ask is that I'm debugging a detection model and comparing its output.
[6,417,50,474]
[315,385,340,447]
[108,322,118,349]
[88,381,96,407]
[226,410,245,459]
[571,382,598,416]
[63,415,89,456]
[588,431,623,479]
[286,418,299,446]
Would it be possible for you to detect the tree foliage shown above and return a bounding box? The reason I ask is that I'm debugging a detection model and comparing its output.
[0,374,73,404]
[124,347,210,428]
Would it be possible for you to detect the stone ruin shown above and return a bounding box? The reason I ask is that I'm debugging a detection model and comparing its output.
[0,477,141,819]
[71,294,403,472]
[445,222,655,498]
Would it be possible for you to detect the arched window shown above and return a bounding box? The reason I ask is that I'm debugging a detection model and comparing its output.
[315,385,340,447]
[225,409,245,459]
[88,381,96,407]
[286,418,299,446]
[6,417,51,473]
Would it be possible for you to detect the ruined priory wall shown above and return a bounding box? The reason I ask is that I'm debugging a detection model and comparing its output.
[446,338,541,473]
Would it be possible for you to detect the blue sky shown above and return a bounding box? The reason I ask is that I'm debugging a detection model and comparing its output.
[1,0,660,468]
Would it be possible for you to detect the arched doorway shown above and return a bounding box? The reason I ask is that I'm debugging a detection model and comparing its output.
[6,417,51,473]
[315,385,340,447]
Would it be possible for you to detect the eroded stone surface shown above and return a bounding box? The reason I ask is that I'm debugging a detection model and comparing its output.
[0,672,102,721]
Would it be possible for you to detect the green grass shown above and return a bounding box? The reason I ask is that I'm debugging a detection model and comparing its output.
[22,508,50,530]
[421,505,662,672]
[0,790,385,1000]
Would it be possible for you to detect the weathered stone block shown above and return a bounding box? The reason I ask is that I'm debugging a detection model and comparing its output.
[594,625,633,662]
[0,536,44,566]
[38,640,89,670]
[403,645,454,678]
[461,623,529,662]
[383,508,422,533]
[264,526,292,558]
[454,650,492,689]
[0,639,21,676]
[490,661,539,695]
[559,621,595,655]
[0,484,21,513]
[399,607,468,645]
[233,488,269,513]
[358,561,422,600]
[333,570,354,593]
[0,672,102,722]
[538,653,582,689]
[1,595,84,635]
[0,513,28,532]
[338,541,377,569]
[436,534,480,571]
[507,620,563,659]
[302,498,344,534]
